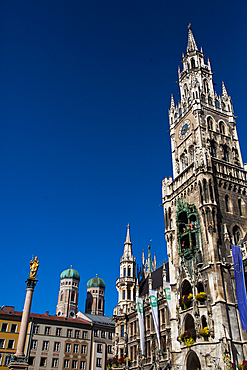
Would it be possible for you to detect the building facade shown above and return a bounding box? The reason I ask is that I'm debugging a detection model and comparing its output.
[1,268,114,370]
[162,26,247,369]
[113,226,170,369]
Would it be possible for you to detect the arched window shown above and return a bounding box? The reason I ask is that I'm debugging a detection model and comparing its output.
[127,288,131,300]
[165,209,168,229]
[168,208,172,229]
[219,121,225,135]
[233,225,241,246]
[60,291,63,302]
[208,97,213,105]
[209,179,214,202]
[207,116,213,130]
[184,314,195,331]
[123,268,126,277]
[201,94,206,102]
[197,282,204,293]
[123,290,126,300]
[184,84,188,97]
[71,291,75,302]
[191,58,196,68]
[211,141,217,158]
[201,316,207,328]
[186,351,201,370]
[238,199,242,216]
[199,182,203,204]
[224,145,230,162]
[190,146,194,163]
[128,266,131,277]
[181,280,192,297]
[225,195,230,212]
[99,299,101,309]
[203,179,208,203]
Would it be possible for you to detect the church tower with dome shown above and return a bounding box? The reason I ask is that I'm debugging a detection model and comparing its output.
[85,275,106,315]
[56,267,80,318]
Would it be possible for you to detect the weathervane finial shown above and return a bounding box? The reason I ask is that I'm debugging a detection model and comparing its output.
[188,22,191,30]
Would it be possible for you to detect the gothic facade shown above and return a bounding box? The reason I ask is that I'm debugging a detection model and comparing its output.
[113,226,170,369]
[162,26,247,369]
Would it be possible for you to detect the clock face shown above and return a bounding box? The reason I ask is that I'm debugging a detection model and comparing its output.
[179,119,191,139]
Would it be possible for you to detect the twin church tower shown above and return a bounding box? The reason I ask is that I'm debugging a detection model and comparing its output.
[114,26,247,370]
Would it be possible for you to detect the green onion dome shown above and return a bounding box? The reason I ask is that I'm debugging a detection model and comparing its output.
[60,266,80,281]
[87,275,105,289]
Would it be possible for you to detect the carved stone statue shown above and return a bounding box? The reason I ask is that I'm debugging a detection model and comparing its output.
[29,256,40,279]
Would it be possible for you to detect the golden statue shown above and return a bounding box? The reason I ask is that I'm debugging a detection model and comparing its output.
[29,256,40,279]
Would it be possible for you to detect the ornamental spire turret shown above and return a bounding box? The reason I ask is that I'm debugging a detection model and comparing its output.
[222,81,228,97]
[187,23,198,52]
[121,223,133,261]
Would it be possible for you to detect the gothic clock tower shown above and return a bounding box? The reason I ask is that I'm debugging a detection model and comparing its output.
[162,25,247,369]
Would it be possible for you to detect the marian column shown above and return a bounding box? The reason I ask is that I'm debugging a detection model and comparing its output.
[8,257,40,370]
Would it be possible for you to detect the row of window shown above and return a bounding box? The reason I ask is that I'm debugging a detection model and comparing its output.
[0,323,18,333]
[0,338,15,349]
[33,326,88,339]
[29,357,86,369]
[60,290,77,302]
[207,116,226,134]
[61,281,78,286]
[31,340,88,354]
[94,330,112,339]
[96,344,112,354]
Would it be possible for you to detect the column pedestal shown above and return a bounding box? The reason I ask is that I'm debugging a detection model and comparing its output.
[8,278,37,370]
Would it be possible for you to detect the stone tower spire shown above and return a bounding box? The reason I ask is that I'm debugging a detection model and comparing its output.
[187,23,198,52]
[115,225,136,311]
[162,26,247,369]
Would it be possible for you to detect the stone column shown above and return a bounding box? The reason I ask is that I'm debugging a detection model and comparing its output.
[8,268,38,370]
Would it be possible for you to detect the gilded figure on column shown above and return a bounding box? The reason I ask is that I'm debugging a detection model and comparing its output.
[29,256,40,279]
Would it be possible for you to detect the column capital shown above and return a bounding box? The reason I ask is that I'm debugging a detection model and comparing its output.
[25,278,38,289]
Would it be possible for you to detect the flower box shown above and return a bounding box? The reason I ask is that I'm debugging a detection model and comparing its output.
[199,326,210,338]
[179,293,193,310]
[195,292,207,302]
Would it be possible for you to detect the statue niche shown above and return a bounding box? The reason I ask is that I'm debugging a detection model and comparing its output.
[176,198,200,260]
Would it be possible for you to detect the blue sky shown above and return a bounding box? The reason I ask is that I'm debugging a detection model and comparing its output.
[0,0,246,317]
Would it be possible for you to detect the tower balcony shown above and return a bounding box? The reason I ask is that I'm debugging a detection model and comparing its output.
[212,158,247,186]
[116,276,136,286]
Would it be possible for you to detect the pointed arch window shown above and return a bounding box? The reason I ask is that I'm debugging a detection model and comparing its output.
[191,58,196,68]
[225,195,230,212]
[71,291,75,302]
[219,121,225,135]
[238,199,242,216]
[190,146,194,163]
[184,84,188,97]
[207,116,213,130]
[233,225,241,246]
[211,141,217,158]
[224,145,230,162]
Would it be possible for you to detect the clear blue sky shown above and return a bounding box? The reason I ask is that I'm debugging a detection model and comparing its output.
[0,0,246,317]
